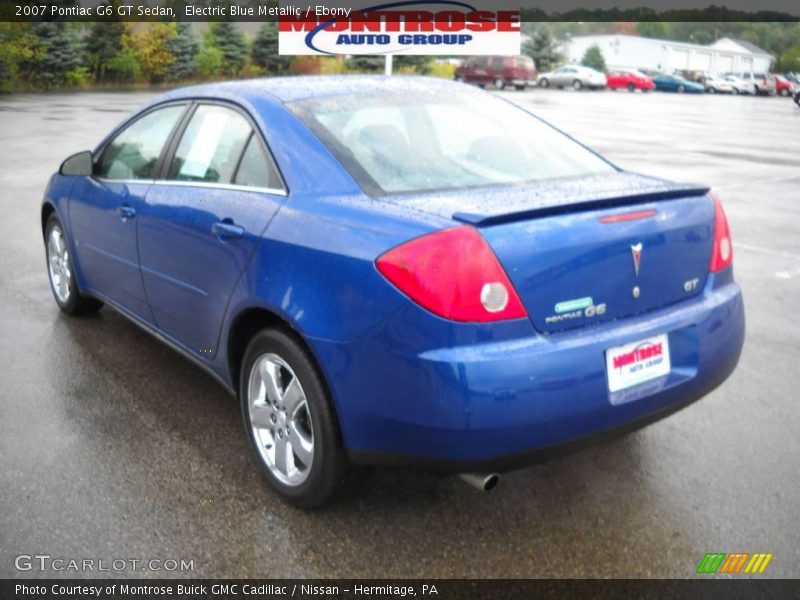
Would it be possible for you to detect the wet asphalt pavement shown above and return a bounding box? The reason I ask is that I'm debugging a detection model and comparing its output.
[1,86,799,579]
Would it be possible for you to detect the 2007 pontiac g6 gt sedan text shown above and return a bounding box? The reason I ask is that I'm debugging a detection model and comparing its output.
[42,76,744,507]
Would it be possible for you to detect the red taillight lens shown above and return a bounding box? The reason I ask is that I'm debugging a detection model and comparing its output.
[376,226,527,322]
[709,195,733,272]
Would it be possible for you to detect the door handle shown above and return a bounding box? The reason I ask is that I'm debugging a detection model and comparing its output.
[212,221,245,240]
[117,204,136,220]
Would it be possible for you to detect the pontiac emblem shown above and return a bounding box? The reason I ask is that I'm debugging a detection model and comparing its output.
[630,243,643,277]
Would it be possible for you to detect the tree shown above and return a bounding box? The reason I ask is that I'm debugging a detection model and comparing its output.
[196,46,223,79]
[345,55,384,72]
[252,23,290,74]
[396,56,432,74]
[25,22,85,88]
[522,25,562,72]
[85,19,125,82]
[776,44,800,73]
[128,23,176,84]
[581,45,606,72]
[345,55,431,74]
[166,22,200,81]
[208,22,248,77]
[636,22,670,39]
[0,23,35,93]
[107,50,140,83]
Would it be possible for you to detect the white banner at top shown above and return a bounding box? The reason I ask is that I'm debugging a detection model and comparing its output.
[278,3,521,56]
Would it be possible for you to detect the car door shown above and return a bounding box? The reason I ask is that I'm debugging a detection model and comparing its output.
[554,67,572,86]
[68,103,188,322]
[458,58,477,83]
[137,103,285,358]
[470,56,490,86]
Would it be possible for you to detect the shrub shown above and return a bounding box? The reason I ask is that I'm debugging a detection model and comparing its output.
[65,67,90,88]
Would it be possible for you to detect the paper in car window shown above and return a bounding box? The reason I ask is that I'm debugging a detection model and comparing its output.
[181,111,229,179]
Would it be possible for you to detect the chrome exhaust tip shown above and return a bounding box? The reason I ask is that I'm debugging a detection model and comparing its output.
[458,472,500,492]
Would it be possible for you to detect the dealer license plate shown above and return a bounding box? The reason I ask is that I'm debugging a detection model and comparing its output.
[605,334,671,393]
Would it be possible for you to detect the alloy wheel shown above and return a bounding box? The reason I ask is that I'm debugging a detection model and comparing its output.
[247,353,314,486]
[47,226,71,303]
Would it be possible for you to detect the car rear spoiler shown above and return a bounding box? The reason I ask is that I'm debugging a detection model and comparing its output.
[453,185,710,226]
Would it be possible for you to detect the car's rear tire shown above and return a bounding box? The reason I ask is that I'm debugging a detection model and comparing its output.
[240,328,352,509]
[732,87,740,95]
[572,79,583,91]
[44,213,103,316]
[538,78,549,88]
[627,82,635,92]
[780,88,789,97]
[677,84,685,93]
[493,77,505,90]
[455,75,465,83]
[708,86,716,94]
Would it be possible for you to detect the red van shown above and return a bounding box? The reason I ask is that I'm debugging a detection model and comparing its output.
[455,56,537,91]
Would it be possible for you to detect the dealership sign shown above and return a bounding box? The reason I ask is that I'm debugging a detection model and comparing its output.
[278,2,521,55]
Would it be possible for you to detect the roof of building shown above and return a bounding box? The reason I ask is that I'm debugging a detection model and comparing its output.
[717,38,773,57]
[566,34,773,58]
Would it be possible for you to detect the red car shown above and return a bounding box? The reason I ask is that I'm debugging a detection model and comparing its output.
[455,56,537,91]
[772,74,796,97]
[606,69,655,92]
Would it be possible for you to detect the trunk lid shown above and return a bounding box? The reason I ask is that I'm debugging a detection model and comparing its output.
[385,173,714,333]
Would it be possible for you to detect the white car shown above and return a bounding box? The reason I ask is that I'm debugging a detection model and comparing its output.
[704,76,733,94]
[722,75,754,95]
[538,65,607,91]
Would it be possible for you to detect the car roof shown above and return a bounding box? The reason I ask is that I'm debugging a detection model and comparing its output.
[155,75,465,105]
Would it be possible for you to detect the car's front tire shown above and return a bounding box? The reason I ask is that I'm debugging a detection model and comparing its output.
[240,328,351,509]
[493,77,505,90]
[44,213,103,315]
[538,77,549,88]
[572,79,583,91]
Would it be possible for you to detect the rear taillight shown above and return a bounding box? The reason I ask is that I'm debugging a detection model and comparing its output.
[376,226,527,322]
[709,195,733,272]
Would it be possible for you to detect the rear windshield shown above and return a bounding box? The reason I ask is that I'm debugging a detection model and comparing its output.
[290,91,614,195]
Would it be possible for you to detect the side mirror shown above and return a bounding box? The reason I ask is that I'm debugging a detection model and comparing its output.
[60,151,93,177]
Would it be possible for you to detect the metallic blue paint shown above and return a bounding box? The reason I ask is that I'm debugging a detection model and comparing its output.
[42,76,744,471]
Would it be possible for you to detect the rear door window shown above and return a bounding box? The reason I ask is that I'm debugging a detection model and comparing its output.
[168,105,251,183]
[233,134,281,189]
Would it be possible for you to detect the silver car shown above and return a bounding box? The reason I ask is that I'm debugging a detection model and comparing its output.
[704,75,733,94]
[538,65,607,91]
[724,72,776,95]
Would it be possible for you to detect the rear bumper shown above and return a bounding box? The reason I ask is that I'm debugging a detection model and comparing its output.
[311,271,744,472]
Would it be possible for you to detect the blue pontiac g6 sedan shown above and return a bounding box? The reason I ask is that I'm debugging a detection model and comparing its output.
[42,76,744,507]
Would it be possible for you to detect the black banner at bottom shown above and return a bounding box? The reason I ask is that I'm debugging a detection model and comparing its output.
[1,579,799,600]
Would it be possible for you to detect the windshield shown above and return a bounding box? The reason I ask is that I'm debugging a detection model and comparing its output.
[290,91,614,195]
